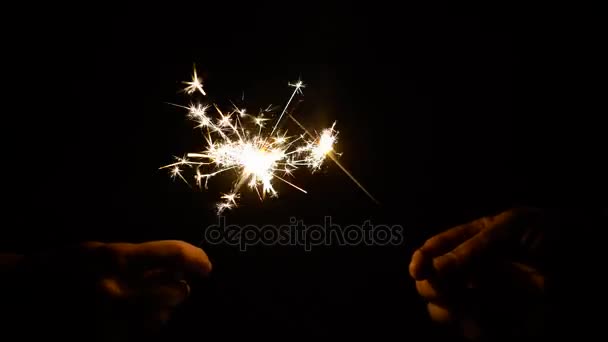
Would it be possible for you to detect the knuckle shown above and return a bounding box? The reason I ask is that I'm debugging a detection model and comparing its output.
[433,251,460,274]
[442,250,460,265]
[476,216,494,230]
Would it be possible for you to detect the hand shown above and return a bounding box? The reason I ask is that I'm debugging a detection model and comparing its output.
[6,240,212,341]
[409,208,550,341]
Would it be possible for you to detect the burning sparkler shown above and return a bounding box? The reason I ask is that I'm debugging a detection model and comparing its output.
[161,66,377,215]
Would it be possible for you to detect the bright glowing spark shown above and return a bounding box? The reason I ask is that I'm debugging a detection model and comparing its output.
[221,192,240,206]
[183,68,207,96]
[254,116,269,128]
[270,79,305,136]
[308,123,338,170]
[162,66,376,214]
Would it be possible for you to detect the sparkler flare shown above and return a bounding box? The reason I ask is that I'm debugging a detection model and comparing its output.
[183,67,206,96]
[161,66,377,215]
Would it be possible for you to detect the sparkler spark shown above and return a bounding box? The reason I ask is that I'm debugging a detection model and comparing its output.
[162,66,377,215]
[183,67,206,96]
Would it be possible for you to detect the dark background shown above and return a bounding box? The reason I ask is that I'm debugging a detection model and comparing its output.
[1,2,570,341]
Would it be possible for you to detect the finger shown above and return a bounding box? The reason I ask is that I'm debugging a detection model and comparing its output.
[427,303,482,340]
[420,221,483,257]
[416,279,444,302]
[432,211,518,276]
[123,240,212,277]
[416,276,473,304]
[416,278,462,302]
[426,302,454,324]
[410,221,482,280]
[409,249,427,280]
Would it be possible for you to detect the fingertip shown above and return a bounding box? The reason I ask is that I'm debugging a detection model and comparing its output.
[409,250,420,280]
[409,249,428,280]
[416,280,443,302]
[206,261,213,274]
[198,247,213,276]
[432,253,458,276]
[426,302,454,324]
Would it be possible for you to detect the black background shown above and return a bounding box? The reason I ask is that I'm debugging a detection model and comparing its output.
[1,2,571,341]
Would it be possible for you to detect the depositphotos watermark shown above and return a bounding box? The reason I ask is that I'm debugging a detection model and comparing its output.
[203,216,404,251]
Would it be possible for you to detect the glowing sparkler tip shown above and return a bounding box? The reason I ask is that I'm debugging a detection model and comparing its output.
[288,79,305,95]
[163,70,375,215]
[289,80,305,88]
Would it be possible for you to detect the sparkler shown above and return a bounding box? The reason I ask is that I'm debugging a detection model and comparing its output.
[161,66,377,215]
